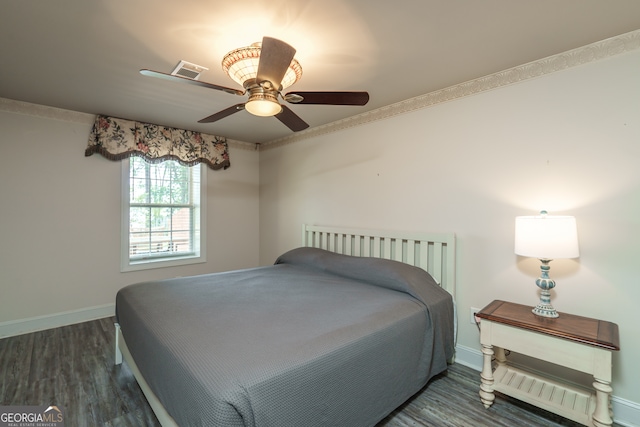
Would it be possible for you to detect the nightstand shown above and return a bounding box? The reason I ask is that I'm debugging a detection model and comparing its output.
[476,300,620,427]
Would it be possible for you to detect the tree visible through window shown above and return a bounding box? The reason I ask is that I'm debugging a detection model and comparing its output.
[122,157,204,270]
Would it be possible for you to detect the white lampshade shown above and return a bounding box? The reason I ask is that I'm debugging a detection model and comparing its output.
[515,212,579,260]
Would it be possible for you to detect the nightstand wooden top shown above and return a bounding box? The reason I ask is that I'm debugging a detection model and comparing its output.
[477,300,620,351]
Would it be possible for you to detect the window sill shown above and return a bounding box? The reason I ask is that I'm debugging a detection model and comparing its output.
[121,254,206,272]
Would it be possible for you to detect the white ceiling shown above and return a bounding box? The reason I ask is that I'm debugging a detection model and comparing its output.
[2,0,640,144]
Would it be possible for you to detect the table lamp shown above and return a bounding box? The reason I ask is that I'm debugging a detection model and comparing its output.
[514,211,579,318]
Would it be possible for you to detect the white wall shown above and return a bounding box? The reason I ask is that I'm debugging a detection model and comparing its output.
[259,49,640,410]
[0,108,260,330]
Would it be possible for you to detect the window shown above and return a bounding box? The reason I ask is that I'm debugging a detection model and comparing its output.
[121,157,206,271]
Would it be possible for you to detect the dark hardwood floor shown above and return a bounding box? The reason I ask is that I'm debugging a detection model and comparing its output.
[0,317,619,426]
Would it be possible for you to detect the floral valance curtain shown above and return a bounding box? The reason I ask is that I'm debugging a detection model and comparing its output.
[85,115,230,170]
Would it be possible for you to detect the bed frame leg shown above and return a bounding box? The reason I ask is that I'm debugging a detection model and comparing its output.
[114,322,123,365]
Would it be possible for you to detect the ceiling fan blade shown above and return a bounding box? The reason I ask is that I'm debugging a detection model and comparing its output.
[198,104,246,123]
[275,105,309,132]
[256,37,296,90]
[284,91,370,106]
[140,69,244,96]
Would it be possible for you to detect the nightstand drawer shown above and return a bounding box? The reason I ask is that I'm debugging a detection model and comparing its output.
[480,320,612,380]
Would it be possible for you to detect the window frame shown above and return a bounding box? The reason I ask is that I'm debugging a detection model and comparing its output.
[120,158,207,272]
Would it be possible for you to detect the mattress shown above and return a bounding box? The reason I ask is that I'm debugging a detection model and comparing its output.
[115,247,455,427]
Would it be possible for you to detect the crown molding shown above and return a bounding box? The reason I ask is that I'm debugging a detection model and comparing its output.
[0,97,253,151]
[261,29,640,151]
[0,97,95,125]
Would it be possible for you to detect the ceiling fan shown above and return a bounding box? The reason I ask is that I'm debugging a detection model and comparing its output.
[140,36,370,132]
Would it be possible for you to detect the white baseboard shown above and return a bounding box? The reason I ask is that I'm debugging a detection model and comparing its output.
[454,343,483,371]
[613,398,640,427]
[454,344,640,427]
[0,304,115,339]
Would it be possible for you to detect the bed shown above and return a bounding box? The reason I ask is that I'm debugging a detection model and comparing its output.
[115,225,456,427]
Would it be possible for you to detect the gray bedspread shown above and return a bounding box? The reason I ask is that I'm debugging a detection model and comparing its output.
[116,247,455,427]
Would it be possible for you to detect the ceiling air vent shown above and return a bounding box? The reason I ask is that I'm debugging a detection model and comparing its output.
[171,60,208,80]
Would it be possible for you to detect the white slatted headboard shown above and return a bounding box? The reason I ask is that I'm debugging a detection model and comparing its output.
[302,224,456,298]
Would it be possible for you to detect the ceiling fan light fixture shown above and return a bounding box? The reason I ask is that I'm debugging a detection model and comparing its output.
[245,92,282,117]
[222,42,302,90]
